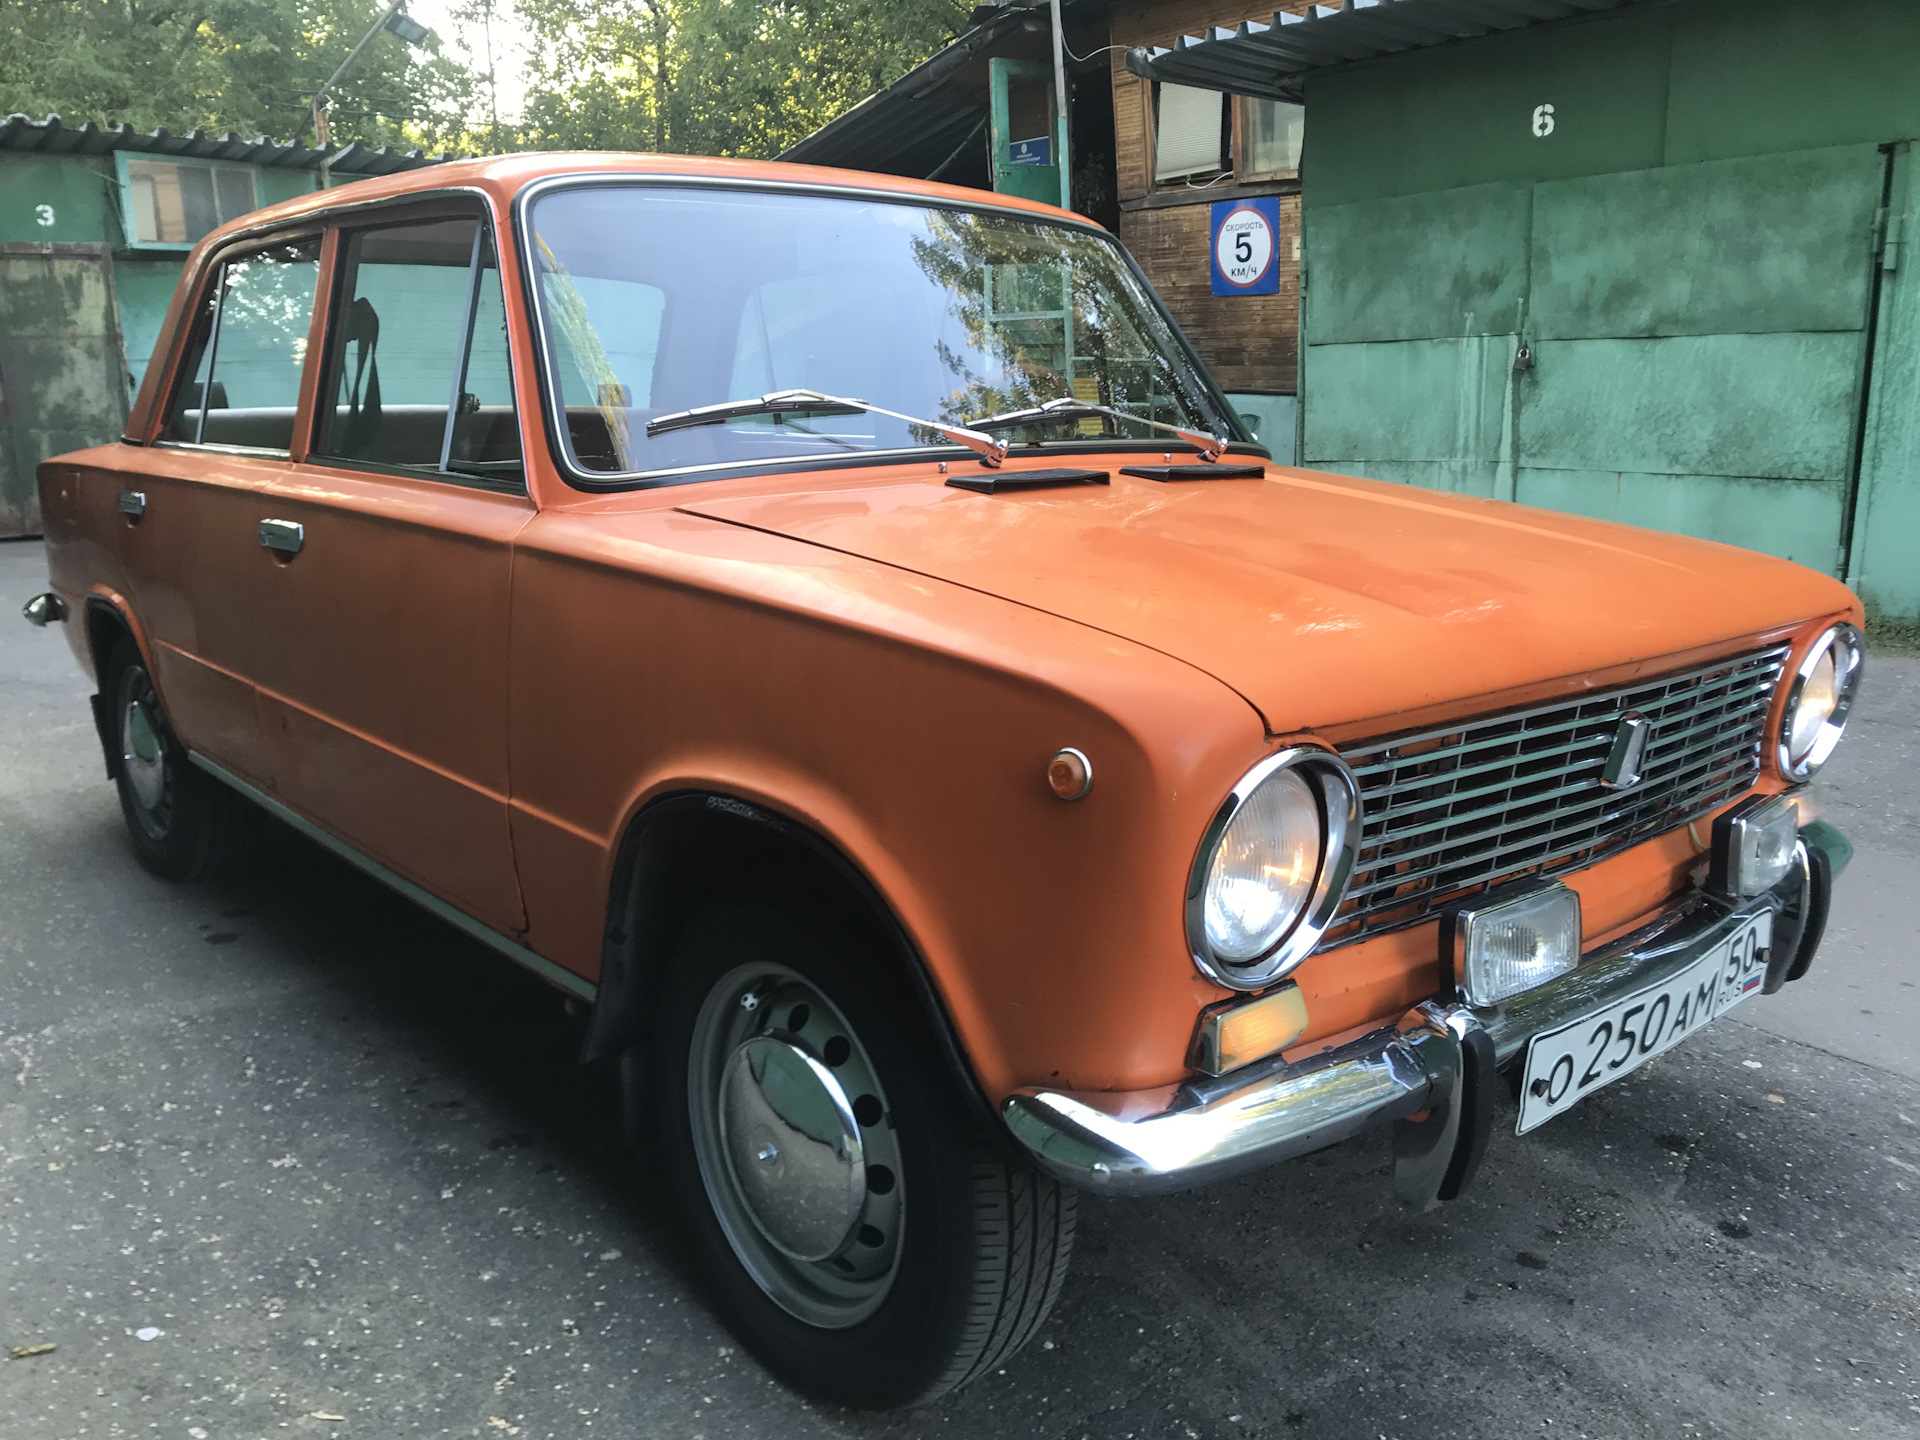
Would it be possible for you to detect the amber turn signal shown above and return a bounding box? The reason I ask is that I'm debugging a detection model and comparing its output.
[1187,983,1310,1076]
[1047,747,1092,800]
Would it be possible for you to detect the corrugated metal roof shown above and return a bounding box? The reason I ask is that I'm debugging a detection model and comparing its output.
[780,1,1102,176]
[1125,0,1650,102]
[0,113,447,176]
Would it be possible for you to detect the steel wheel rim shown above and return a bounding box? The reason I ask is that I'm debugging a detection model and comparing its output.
[687,961,905,1329]
[120,674,173,839]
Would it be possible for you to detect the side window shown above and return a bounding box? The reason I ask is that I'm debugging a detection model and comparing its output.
[313,216,523,485]
[162,238,320,451]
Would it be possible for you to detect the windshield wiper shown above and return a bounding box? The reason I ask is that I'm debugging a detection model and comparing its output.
[645,388,1009,466]
[965,397,1226,461]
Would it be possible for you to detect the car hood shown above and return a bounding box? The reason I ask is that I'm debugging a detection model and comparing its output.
[677,463,1850,735]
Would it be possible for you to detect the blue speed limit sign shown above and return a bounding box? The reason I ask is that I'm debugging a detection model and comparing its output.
[1209,196,1281,296]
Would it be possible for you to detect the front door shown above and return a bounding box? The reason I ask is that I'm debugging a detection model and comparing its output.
[251,209,531,936]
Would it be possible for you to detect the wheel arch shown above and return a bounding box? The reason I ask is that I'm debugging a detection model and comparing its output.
[81,593,156,781]
[583,790,996,1130]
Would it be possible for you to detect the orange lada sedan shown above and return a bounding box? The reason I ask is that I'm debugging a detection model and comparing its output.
[26,155,1862,1407]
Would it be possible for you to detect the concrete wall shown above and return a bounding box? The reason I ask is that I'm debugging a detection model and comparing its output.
[1298,0,1920,620]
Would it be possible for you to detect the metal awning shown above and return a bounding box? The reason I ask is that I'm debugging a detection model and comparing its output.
[1125,0,1648,102]
[780,0,1105,177]
[0,113,446,176]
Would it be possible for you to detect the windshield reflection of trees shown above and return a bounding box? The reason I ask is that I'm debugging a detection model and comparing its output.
[908,212,1218,448]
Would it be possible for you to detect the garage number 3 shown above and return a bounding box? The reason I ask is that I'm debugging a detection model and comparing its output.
[1532,104,1556,138]
[35,204,55,227]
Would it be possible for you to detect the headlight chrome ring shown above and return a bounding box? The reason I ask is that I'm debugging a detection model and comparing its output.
[1776,623,1864,781]
[1185,747,1363,992]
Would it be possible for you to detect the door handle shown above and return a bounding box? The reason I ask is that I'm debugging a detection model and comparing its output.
[117,490,146,518]
[258,518,304,555]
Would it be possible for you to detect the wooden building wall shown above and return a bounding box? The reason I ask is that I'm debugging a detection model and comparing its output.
[1105,2,1317,396]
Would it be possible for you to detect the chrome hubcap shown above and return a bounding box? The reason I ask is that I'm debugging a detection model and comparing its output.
[689,963,904,1328]
[121,693,168,823]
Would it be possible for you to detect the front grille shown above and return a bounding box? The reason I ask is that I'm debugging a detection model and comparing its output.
[1326,644,1790,947]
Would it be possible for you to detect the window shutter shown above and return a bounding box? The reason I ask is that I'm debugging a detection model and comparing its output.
[1155,84,1227,181]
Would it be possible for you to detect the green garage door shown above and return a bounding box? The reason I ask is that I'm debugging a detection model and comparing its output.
[1303,143,1892,574]
[0,245,131,538]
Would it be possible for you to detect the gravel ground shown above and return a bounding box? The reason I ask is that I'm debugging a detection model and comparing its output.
[3,536,1916,1440]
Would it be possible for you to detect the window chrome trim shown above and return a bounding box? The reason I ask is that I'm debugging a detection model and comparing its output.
[509,171,1253,492]
[1185,747,1363,992]
[150,439,294,460]
[1775,622,1864,781]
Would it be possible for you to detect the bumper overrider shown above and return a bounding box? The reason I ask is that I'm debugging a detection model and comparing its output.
[1004,820,1850,1205]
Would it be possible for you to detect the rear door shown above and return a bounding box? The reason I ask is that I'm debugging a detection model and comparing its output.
[250,206,532,936]
[115,236,321,782]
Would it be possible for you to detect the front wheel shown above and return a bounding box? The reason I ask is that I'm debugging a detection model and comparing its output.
[652,904,1075,1407]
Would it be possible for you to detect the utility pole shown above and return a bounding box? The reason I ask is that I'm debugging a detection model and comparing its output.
[1048,0,1071,210]
[303,1,435,184]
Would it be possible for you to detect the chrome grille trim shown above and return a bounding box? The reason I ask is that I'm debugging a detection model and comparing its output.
[1326,645,1790,946]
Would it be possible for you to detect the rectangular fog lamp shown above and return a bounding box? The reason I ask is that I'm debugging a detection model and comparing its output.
[1188,983,1310,1076]
[1451,884,1581,1008]
[1709,794,1800,898]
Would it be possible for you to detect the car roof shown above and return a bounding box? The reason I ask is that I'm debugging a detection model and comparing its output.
[213,150,1087,241]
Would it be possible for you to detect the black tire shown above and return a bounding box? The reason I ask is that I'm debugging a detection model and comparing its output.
[650,902,1076,1408]
[104,637,258,883]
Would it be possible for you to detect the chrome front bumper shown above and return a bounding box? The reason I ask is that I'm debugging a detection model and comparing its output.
[1003,822,1847,1199]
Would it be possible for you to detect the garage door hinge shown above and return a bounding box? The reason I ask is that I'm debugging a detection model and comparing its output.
[1881,214,1903,271]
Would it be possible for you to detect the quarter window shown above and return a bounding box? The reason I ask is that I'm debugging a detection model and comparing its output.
[313,216,523,485]
[162,238,321,452]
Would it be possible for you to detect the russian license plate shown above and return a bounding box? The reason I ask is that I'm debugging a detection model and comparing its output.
[1517,911,1773,1134]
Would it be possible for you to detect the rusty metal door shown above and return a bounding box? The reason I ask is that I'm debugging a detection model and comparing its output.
[1515,143,1891,574]
[0,244,130,538]
[1302,144,1891,575]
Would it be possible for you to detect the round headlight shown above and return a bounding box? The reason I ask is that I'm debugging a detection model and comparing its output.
[1202,767,1320,961]
[1777,624,1863,780]
[1187,749,1362,991]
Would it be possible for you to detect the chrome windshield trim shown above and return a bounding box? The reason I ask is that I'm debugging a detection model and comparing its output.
[509,172,1251,491]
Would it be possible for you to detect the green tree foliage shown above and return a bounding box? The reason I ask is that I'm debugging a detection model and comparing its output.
[508,0,970,158]
[0,0,479,150]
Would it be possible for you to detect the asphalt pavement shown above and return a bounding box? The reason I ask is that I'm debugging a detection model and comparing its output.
[3,535,1916,1440]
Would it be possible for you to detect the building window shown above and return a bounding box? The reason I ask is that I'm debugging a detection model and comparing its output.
[1241,98,1305,177]
[122,158,258,248]
[1153,83,1230,182]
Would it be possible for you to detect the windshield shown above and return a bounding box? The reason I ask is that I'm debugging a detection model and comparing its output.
[523,183,1239,480]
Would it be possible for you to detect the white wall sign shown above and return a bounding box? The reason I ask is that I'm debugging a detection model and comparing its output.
[1532,104,1556,138]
